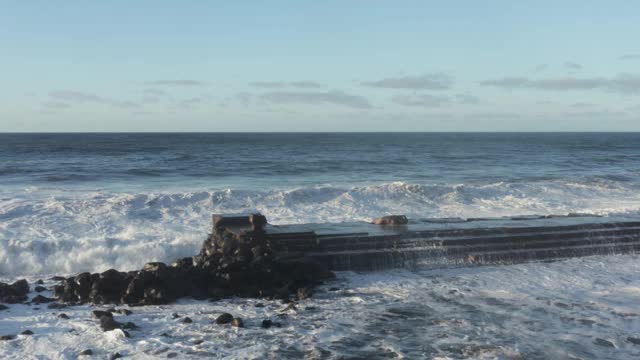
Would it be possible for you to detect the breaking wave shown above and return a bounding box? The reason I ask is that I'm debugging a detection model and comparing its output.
[1,180,640,276]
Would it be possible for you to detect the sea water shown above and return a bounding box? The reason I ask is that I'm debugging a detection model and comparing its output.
[1,133,640,359]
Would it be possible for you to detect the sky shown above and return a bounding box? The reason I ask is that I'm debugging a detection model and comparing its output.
[1,1,639,132]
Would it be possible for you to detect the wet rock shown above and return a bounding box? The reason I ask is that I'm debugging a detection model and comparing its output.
[51,276,66,281]
[115,309,132,316]
[167,353,178,358]
[171,313,180,319]
[594,338,615,348]
[329,287,340,292]
[297,286,312,300]
[0,304,8,311]
[372,215,408,225]
[231,318,244,328]
[32,294,56,304]
[110,352,122,360]
[79,349,93,356]
[34,286,47,292]
[193,339,204,345]
[261,319,272,328]
[92,310,113,319]
[122,322,138,330]
[0,335,15,341]
[627,336,640,345]
[99,315,123,332]
[58,313,69,319]
[0,279,30,303]
[181,317,193,324]
[215,313,233,324]
[255,303,264,308]
[48,303,67,309]
[36,279,44,285]
[20,330,33,335]
[75,272,93,301]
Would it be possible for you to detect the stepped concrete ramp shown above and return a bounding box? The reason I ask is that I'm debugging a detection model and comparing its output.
[252,214,640,271]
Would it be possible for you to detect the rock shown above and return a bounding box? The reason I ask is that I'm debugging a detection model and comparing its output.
[261,319,272,328]
[372,215,408,225]
[48,303,67,309]
[36,279,44,285]
[297,286,312,300]
[34,286,47,292]
[99,315,122,332]
[92,310,113,319]
[0,304,8,311]
[110,352,122,360]
[143,262,168,276]
[193,339,204,345]
[0,335,15,341]
[215,313,234,324]
[75,272,93,301]
[58,313,69,319]
[255,303,264,308]
[594,338,615,348]
[79,349,93,356]
[171,313,180,319]
[115,309,132,316]
[167,353,178,358]
[181,317,193,324]
[0,279,30,303]
[231,317,244,328]
[329,287,340,291]
[627,336,640,345]
[20,330,33,335]
[122,322,138,329]
[32,294,56,304]
[51,276,66,281]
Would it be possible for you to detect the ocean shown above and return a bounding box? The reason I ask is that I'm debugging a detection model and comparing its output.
[1,133,640,359]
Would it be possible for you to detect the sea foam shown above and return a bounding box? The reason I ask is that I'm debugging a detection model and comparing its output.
[1,180,639,276]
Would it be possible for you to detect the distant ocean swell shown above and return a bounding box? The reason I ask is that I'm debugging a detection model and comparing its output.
[1,180,639,277]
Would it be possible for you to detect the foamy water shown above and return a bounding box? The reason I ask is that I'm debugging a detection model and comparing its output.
[1,180,640,276]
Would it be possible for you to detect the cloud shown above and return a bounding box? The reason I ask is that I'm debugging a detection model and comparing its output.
[261,90,371,109]
[143,89,168,96]
[41,101,71,109]
[564,62,583,70]
[49,90,106,103]
[361,73,453,90]
[619,54,640,61]
[392,94,450,107]
[49,90,141,108]
[392,93,479,107]
[249,81,324,89]
[479,73,640,94]
[143,80,205,86]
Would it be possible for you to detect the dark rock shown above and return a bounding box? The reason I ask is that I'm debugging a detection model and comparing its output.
[261,319,272,328]
[79,349,93,356]
[297,286,312,300]
[181,317,193,324]
[193,339,204,345]
[171,313,180,319]
[115,309,132,316]
[32,307,40,310]
[0,304,8,311]
[99,315,123,332]
[171,257,193,269]
[34,286,47,292]
[167,353,178,359]
[122,322,138,330]
[51,276,66,281]
[48,303,67,309]
[58,313,69,319]
[32,294,56,304]
[255,303,264,308]
[143,262,168,277]
[0,279,30,303]
[0,335,15,341]
[372,215,408,225]
[36,279,44,285]
[92,310,113,319]
[20,330,34,335]
[329,287,340,291]
[75,272,93,301]
[110,352,122,360]
[627,336,640,345]
[215,313,233,324]
[231,317,244,328]
[594,338,615,348]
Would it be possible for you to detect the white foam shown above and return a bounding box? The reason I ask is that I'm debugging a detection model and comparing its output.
[1,180,640,276]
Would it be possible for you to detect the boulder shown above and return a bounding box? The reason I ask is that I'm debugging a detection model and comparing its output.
[215,313,233,324]
[99,315,122,332]
[79,349,93,356]
[231,318,244,328]
[0,279,30,303]
[34,286,47,293]
[31,295,56,304]
[372,215,408,225]
[20,330,33,335]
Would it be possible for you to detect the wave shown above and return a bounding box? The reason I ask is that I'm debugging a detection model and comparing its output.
[1,180,640,276]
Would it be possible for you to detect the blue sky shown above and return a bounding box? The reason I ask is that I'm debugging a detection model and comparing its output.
[1,1,639,131]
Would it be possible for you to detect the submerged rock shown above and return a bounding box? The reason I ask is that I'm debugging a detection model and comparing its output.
[372,215,408,225]
[79,349,93,356]
[594,338,616,348]
[20,330,33,335]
